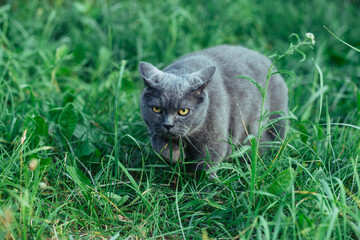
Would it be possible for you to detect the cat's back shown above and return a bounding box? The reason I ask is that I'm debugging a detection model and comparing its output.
[167,45,271,84]
[193,45,259,59]
[193,45,271,78]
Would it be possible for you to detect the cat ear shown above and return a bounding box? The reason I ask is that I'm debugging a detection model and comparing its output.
[191,66,216,92]
[195,66,216,82]
[139,62,162,88]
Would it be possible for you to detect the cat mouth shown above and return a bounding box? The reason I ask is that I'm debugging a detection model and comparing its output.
[162,130,185,139]
[158,126,188,138]
[164,132,181,138]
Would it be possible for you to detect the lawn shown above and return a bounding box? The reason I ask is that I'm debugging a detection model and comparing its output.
[0,0,359,239]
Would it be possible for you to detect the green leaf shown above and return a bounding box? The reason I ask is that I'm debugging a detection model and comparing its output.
[94,47,112,78]
[33,116,49,137]
[296,122,309,144]
[55,44,69,60]
[227,145,251,158]
[59,103,78,139]
[76,141,96,157]
[24,115,49,138]
[66,166,91,190]
[104,192,129,206]
[356,90,360,112]
[324,25,360,53]
[109,232,120,240]
[62,89,76,105]
[40,158,52,170]
[236,75,265,97]
[270,70,296,78]
[266,168,296,195]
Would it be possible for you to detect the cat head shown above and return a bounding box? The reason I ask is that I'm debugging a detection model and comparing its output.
[139,62,216,138]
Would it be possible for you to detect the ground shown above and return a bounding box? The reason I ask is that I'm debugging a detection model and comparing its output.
[0,0,359,239]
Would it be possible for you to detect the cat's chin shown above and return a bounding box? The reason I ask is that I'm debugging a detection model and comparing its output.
[161,131,185,139]
[163,133,181,139]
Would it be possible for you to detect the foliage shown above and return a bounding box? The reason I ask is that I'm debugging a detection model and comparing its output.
[0,0,359,239]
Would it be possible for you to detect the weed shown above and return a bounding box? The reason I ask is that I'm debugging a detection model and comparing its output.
[0,0,359,239]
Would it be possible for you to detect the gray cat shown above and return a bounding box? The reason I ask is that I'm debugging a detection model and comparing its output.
[139,45,288,177]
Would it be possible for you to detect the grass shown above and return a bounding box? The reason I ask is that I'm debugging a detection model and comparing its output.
[0,0,359,239]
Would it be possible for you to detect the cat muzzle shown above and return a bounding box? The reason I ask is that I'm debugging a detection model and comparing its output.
[163,124,174,131]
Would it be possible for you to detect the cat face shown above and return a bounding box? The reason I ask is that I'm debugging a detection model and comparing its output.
[139,62,216,138]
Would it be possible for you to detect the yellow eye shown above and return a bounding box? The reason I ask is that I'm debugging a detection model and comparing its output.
[152,106,162,113]
[178,109,189,116]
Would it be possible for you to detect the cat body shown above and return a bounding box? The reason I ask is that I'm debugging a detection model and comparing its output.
[139,45,288,175]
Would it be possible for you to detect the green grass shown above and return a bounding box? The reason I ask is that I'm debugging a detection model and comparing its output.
[1,0,359,239]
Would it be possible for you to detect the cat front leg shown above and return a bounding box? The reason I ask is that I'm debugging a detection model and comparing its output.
[191,141,228,179]
[151,136,185,164]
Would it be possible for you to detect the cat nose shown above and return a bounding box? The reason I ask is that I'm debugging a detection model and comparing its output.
[163,124,174,131]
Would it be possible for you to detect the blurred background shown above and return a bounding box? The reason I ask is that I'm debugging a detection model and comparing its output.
[2,0,359,118]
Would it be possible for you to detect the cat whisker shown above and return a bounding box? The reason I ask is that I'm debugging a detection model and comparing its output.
[148,129,159,144]
[135,127,158,158]
[133,130,157,161]
[184,136,202,154]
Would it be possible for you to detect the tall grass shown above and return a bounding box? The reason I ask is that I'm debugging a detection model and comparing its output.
[0,0,359,239]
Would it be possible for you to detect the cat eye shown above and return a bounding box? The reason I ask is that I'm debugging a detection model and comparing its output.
[178,109,189,116]
[152,106,162,113]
